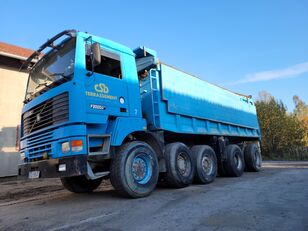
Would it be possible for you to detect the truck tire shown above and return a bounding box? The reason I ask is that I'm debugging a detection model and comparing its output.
[110,141,159,198]
[191,145,217,184]
[61,175,102,193]
[164,142,195,188]
[223,144,245,177]
[244,143,262,172]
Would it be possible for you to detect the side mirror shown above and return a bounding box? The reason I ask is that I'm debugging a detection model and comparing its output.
[91,42,101,66]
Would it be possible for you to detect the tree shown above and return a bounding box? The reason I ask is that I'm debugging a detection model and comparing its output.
[293,95,308,144]
[255,91,306,159]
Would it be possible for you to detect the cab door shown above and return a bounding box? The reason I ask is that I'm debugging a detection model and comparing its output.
[83,42,129,119]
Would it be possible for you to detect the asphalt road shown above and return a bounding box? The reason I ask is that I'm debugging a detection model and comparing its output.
[0,161,308,231]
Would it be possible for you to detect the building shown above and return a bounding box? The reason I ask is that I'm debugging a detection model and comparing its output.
[0,41,34,177]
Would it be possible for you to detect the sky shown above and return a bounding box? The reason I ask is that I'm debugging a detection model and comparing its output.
[1,0,307,111]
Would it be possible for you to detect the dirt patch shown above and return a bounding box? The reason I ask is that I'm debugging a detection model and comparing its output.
[0,178,64,203]
[0,178,113,204]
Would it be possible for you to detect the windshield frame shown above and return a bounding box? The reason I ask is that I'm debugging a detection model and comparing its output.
[24,37,76,103]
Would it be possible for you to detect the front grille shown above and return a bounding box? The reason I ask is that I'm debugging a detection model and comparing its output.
[29,144,52,160]
[23,129,55,161]
[27,130,53,147]
[23,92,69,135]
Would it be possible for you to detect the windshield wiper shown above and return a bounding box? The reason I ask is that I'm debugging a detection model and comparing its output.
[29,82,52,98]
[34,73,72,94]
[24,93,33,104]
[24,81,52,102]
[49,72,72,79]
[35,82,51,89]
[24,73,73,104]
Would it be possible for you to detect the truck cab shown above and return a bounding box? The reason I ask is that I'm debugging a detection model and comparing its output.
[20,30,149,182]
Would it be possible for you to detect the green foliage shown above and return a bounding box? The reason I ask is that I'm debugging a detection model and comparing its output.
[255,91,307,159]
[293,95,308,144]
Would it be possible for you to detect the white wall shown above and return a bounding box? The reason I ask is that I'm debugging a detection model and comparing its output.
[0,66,28,177]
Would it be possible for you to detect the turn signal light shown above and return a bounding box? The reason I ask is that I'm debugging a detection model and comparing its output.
[71,140,83,152]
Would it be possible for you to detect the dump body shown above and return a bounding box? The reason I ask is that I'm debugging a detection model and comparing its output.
[141,63,260,138]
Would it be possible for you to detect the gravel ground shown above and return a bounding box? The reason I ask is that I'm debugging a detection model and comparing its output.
[0,161,307,231]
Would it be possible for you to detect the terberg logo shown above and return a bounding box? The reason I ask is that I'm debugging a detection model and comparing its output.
[94,83,109,93]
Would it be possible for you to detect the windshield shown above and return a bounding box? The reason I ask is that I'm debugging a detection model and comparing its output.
[25,38,76,101]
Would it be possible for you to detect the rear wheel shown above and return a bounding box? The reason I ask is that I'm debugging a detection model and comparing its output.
[61,175,102,193]
[110,141,159,198]
[191,145,217,184]
[244,143,262,172]
[223,144,245,177]
[164,142,195,188]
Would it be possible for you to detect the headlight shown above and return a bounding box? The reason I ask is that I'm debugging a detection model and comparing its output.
[20,153,25,160]
[20,140,26,150]
[61,142,70,153]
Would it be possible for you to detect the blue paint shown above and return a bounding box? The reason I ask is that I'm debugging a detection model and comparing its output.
[132,154,152,184]
[140,67,260,138]
[20,31,260,164]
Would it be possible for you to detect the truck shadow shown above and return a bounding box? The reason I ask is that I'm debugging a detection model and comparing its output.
[3,162,304,205]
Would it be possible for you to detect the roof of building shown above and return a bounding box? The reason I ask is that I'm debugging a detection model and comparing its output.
[0,41,34,60]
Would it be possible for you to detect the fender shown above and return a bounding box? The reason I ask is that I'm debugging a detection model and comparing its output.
[108,117,147,146]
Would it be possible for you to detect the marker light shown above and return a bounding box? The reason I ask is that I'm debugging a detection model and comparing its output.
[61,142,70,153]
[71,140,83,152]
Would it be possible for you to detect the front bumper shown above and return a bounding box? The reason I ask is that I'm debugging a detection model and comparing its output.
[20,124,88,161]
[18,155,87,178]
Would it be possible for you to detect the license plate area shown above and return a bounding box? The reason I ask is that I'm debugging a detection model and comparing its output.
[29,171,40,179]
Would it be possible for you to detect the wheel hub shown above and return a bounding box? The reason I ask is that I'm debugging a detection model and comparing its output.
[177,152,190,176]
[131,155,152,184]
[202,156,213,174]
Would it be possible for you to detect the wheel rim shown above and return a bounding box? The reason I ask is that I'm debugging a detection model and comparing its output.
[202,155,213,175]
[234,153,242,170]
[131,154,152,184]
[177,152,191,176]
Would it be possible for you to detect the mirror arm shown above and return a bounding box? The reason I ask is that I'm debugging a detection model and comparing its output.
[86,40,101,77]
[86,54,94,76]
[86,43,94,77]
[85,36,94,77]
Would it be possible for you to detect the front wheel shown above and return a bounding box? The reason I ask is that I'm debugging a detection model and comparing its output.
[110,141,159,198]
[61,175,102,193]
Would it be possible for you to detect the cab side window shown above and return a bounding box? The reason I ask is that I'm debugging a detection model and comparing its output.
[86,44,122,79]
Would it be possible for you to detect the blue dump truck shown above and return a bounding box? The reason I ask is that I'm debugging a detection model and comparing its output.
[19,30,262,198]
